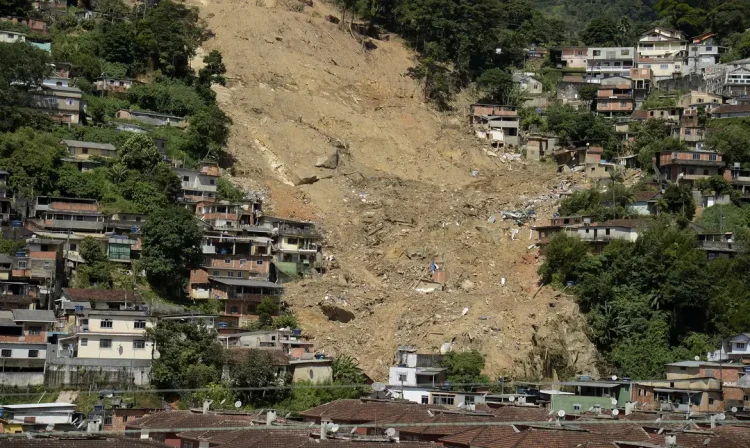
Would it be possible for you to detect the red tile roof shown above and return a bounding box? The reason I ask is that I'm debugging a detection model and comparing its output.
[1,437,171,448]
[29,251,57,260]
[633,191,660,202]
[61,288,140,303]
[225,347,290,366]
[488,405,552,422]
[712,104,750,115]
[631,110,649,120]
[126,410,254,431]
[299,399,445,423]
[398,413,499,436]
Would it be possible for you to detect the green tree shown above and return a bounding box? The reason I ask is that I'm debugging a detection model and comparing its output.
[77,237,113,287]
[273,313,298,329]
[148,321,225,391]
[80,237,107,264]
[332,355,366,384]
[658,185,696,220]
[0,129,64,196]
[441,350,489,390]
[0,0,31,16]
[476,68,515,105]
[705,122,750,166]
[538,232,589,285]
[697,204,750,233]
[119,134,162,173]
[580,18,620,46]
[216,177,244,202]
[198,50,227,86]
[610,317,675,379]
[141,206,203,296]
[256,297,279,329]
[578,84,599,109]
[230,350,289,406]
[182,104,232,161]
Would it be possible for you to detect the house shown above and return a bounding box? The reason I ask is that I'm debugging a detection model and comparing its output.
[687,32,723,74]
[468,104,520,148]
[175,163,219,205]
[557,75,587,105]
[195,200,262,229]
[559,47,588,70]
[57,309,153,360]
[628,191,660,216]
[28,197,104,233]
[208,278,283,319]
[633,375,723,413]
[30,84,86,125]
[388,345,448,403]
[596,80,635,115]
[512,72,543,95]
[525,134,558,161]
[586,47,635,82]
[630,67,653,106]
[42,77,70,88]
[0,309,55,344]
[532,215,594,243]
[298,398,444,432]
[637,27,687,81]
[564,219,645,251]
[707,333,750,363]
[0,310,54,386]
[58,288,140,312]
[62,139,117,160]
[711,103,750,119]
[0,30,26,43]
[655,150,723,185]
[115,109,186,128]
[263,217,323,279]
[94,77,138,93]
[551,379,632,415]
[674,109,707,150]
[0,402,77,426]
[0,170,12,222]
[696,232,738,260]
[125,410,255,445]
[678,91,722,109]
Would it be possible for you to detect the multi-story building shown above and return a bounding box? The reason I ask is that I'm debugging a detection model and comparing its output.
[30,84,86,125]
[0,309,55,386]
[29,196,104,233]
[630,67,653,107]
[195,200,262,229]
[62,139,117,160]
[637,27,687,81]
[687,32,723,74]
[655,150,724,185]
[262,216,323,279]
[585,47,635,82]
[560,47,588,70]
[468,104,520,148]
[209,277,284,318]
[175,163,219,205]
[0,169,12,222]
[595,78,634,115]
[94,77,138,93]
[58,309,153,360]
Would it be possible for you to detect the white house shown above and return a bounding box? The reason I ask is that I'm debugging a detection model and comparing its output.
[58,310,153,360]
[586,47,635,82]
[175,164,219,204]
[707,333,750,362]
[0,31,26,44]
[0,402,77,425]
[564,220,643,245]
[637,27,687,81]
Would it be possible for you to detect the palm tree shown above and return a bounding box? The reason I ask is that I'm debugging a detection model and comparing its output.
[332,355,365,384]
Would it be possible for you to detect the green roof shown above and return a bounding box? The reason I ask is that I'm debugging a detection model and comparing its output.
[274,261,300,278]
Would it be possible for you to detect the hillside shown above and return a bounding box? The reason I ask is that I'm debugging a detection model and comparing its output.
[189,0,598,380]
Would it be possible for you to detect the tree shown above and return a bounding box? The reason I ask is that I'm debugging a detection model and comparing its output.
[538,232,589,285]
[476,68,514,105]
[230,350,289,406]
[705,122,750,166]
[182,104,232,161]
[80,237,107,264]
[0,0,31,17]
[198,50,227,87]
[216,177,244,202]
[119,134,162,173]
[141,206,203,296]
[658,185,696,220]
[441,350,489,390]
[256,297,279,329]
[697,204,750,233]
[578,84,599,110]
[0,128,64,196]
[332,355,366,384]
[273,313,298,329]
[148,321,225,391]
[77,237,113,287]
[580,18,620,46]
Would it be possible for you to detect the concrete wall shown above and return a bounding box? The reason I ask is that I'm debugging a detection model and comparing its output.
[75,334,152,360]
[291,363,332,383]
[389,366,417,386]
[0,371,45,386]
[551,395,618,414]
[46,357,151,386]
[87,314,152,334]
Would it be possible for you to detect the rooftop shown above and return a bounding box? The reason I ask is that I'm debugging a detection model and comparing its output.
[61,288,140,303]
[712,104,750,115]
[61,140,116,151]
[0,437,171,448]
[209,278,284,289]
[11,309,56,323]
[299,399,446,422]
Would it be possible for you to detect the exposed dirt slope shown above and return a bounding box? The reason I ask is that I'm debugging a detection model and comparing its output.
[190,0,599,380]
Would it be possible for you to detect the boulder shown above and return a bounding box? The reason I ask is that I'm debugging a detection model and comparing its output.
[315,150,339,169]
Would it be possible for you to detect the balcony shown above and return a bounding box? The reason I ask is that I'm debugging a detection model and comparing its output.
[181,181,217,192]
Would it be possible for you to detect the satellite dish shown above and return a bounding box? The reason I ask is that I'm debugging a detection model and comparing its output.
[371,382,386,392]
[731,407,738,413]
[611,398,618,406]
[509,396,516,402]
[557,410,566,418]
[329,424,339,433]
[385,428,397,437]
[234,401,242,408]
[695,356,701,361]
[612,409,620,416]
[611,375,618,381]
[717,413,726,421]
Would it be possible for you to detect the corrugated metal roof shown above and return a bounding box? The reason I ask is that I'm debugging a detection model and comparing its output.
[61,140,116,151]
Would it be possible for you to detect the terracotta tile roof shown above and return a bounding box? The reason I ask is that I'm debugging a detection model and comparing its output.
[712,104,750,115]
[633,191,660,202]
[399,413,499,436]
[631,110,649,120]
[561,75,585,83]
[300,442,439,448]
[488,405,552,422]
[49,201,99,213]
[648,429,750,448]
[190,268,209,284]
[0,295,34,305]
[299,399,445,423]
[126,410,253,431]
[0,436,171,448]
[62,288,140,303]
[445,424,651,448]
[225,347,290,366]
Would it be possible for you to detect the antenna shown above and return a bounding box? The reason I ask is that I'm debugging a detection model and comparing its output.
[612,409,620,416]
[509,396,516,402]
[385,428,397,438]
[731,407,738,413]
[611,375,618,381]
[371,382,386,392]
[557,410,566,418]
[611,398,618,406]
[694,356,700,361]
[328,423,339,433]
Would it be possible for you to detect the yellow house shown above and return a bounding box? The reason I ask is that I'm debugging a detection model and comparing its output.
[59,310,153,360]
[0,418,24,433]
[62,140,117,160]
[678,91,723,108]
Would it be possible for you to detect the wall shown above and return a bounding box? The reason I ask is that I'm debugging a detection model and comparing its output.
[75,334,152,360]
[292,363,332,383]
[551,394,618,414]
[389,366,417,386]
[0,371,45,386]
[628,202,653,216]
[87,314,152,334]
[71,147,116,159]
[46,357,151,386]
[0,343,47,359]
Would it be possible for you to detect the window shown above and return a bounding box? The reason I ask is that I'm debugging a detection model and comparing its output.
[256,260,263,265]
[464,395,475,405]
[236,272,243,278]
[1,349,11,357]
[81,338,88,346]
[605,229,611,236]
[693,153,700,160]
[709,154,718,161]
[704,170,709,176]
[183,176,189,182]
[593,50,601,56]
[638,389,644,396]
[104,413,113,426]
[134,320,146,329]
[573,404,582,411]
[709,398,715,405]
[82,148,88,154]
[230,306,239,314]
[228,271,235,278]
[737,342,747,350]
[70,243,77,251]
[706,46,713,51]
[213,270,219,276]
[28,326,42,335]
[17,261,26,269]
[685,128,691,135]
[680,366,687,371]
[100,339,112,349]
[432,395,455,406]
[209,179,216,186]
[744,395,749,401]
[184,441,194,448]
[28,350,38,358]
[122,416,129,423]
[660,64,669,70]
[421,395,429,404]
[133,340,146,349]
[225,258,231,264]
[100,319,113,329]
[698,98,704,103]
[398,373,407,382]
[287,238,298,245]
